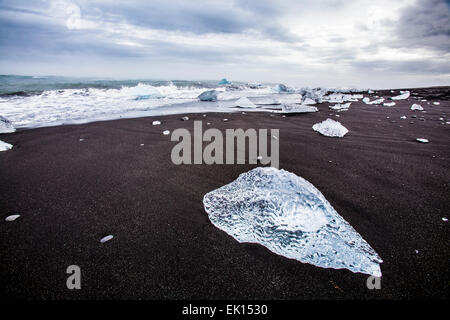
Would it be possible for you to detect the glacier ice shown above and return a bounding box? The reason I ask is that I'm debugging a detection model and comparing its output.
[0,140,13,151]
[0,116,16,134]
[363,98,384,105]
[203,167,382,277]
[234,97,257,108]
[5,214,20,222]
[411,104,423,111]
[218,78,231,85]
[198,90,218,101]
[329,103,351,111]
[312,119,348,137]
[280,104,318,114]
[391,91,410,100]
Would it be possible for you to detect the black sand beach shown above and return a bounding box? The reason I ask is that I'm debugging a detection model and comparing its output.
[0,88,449,299]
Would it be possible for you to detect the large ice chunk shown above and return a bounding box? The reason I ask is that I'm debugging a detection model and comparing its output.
[203,167,382,277]
[198,90,218,101]
[391,91,410,100]
[0,116,15,133]
[0,140,13,151]
[312,118,348,137]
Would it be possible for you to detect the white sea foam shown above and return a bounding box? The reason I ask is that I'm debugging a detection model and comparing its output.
[203,167,382,277]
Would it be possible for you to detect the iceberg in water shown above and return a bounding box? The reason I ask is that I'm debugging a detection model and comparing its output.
[391,91,410,100]
[203,167,382,277]
[234,97,257,108]
[312,118,348,137]
[218,78,231,85]
[0,116,15,134]
[0,140,13,151]
[198,90,218,101]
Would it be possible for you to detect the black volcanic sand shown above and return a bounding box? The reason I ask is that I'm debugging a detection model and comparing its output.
[0,88,449,299]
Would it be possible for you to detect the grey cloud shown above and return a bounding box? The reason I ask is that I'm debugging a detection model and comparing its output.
[395,0,450,52]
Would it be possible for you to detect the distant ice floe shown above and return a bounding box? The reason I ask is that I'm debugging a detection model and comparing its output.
[198,90,218,102]
[329,102,351,111]
[411,104,424,111]
[234,97,257,108]
[391,91,410,100]
[0,140,13,151]
[312,119,348,137]
[383,102,396,107]
[416,138,429,143]
[280,104,318,114]
[0,116,15,133]
[203,167,382,277]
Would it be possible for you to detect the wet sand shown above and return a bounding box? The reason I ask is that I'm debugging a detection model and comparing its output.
[0,88,449,299]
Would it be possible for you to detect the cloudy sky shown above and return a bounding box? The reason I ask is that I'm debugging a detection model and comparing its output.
[0,0,449,88]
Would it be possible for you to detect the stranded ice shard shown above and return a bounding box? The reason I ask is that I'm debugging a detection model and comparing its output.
[312,118,348,137]
[203,167,382,277]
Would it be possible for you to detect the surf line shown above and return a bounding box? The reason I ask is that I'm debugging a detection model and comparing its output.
[170,120,279,168]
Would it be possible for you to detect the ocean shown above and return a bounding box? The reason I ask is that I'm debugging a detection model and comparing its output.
[0,75,360,129]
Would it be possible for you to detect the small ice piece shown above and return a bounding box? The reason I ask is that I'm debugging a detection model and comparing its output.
[383,102,396,107]
[400,116,407,119]
[79,138,84,142]
[257,156,263,160]
[442,217,448,222]
[411,104,424,111]
[198,90,218,101]
[140,143,144,146]
[281,104,318,113]
[433,102,440,105]
[364,98,384,105]
[391,91,410,100]
[368,90,374,94]
[415,250,419,254]
[0,140,13,151]
[181,116,189,121]
[152,120,161,125]
[312,119,348,138]
[234,97,257,108]
[416,138,429,143]
[362,97,370,104]
[163,130,170,135]
[5,215,20,222]
[0,116,15,133]
[100,235,114,243]
[329,103,351,111]
[223,119,229,122]
[203,167,382,277]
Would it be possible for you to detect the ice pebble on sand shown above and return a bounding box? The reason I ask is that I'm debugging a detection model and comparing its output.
[416,138,429,143]
[400,116,407,119]
[411,104,423,111]
[163,130,170,135]
[152,120,161,125]
[383,102,396,107]
[433,102,440,105]
[442,217,448,222]
[100,235,114,243]
[5,215,20,222]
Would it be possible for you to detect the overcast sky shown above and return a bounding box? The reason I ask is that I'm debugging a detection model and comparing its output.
[0,0,449,88]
